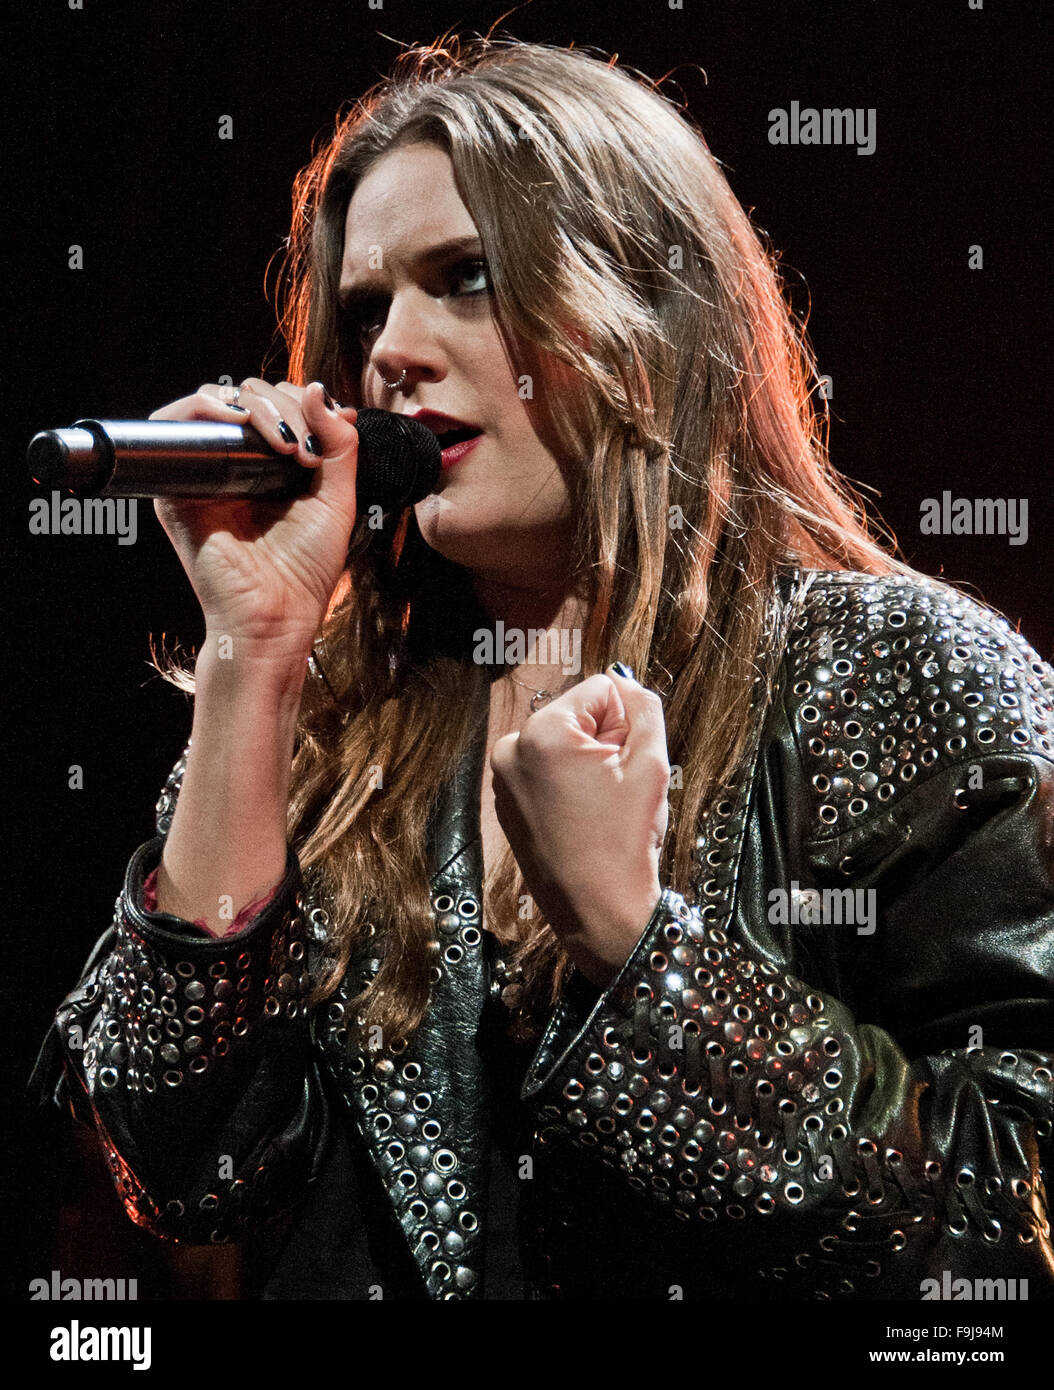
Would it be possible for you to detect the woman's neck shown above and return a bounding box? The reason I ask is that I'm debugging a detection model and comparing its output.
[472,573,590,702]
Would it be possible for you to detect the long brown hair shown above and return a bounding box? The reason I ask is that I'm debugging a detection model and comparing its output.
[166,36,906,1047]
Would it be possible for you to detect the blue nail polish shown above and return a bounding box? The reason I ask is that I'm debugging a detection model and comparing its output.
[610,662,635,679]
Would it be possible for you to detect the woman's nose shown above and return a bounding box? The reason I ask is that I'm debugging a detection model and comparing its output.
[369,288,446,394]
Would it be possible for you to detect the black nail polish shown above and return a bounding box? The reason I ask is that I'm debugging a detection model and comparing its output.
[304,434,322,456]
[277,420,298,445]
[321,387,336,411]
[228,403,249,413]
[610,662,635,679]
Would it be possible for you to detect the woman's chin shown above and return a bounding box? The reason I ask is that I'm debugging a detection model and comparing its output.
[415,494,505,569]
[414,497,549,577]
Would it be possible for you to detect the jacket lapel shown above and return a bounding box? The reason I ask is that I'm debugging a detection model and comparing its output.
[338,705,494,1299]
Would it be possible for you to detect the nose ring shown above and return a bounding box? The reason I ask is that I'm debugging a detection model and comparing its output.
[381,369,408,391]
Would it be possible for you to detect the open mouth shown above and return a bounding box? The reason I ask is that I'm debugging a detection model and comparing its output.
[434,426,483,449]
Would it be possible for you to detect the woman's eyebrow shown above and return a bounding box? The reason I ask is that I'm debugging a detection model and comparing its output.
[338,235,484,308]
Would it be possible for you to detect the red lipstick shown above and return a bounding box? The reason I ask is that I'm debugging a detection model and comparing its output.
[439,435,483,469]
[409,409,484,470]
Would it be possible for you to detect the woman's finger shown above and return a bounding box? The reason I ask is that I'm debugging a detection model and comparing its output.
[605,667,669,763]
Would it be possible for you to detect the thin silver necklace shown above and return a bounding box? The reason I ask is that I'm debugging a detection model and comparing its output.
[506,668,576,713]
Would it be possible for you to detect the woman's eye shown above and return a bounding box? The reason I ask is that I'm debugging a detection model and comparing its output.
[451,259,491,295]
[340,261,488,348]
[345,305,386,345]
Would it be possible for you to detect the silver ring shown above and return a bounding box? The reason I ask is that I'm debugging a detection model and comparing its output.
[219,383,242,406]
[381,369,407,391]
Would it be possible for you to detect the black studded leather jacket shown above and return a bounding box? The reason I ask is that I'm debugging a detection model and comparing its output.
[36,569,1054,1299]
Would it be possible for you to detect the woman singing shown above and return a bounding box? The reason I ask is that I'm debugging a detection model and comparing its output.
[39,36,1053,1300]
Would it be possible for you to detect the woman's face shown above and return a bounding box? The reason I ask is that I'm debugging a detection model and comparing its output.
[340,142,576,585]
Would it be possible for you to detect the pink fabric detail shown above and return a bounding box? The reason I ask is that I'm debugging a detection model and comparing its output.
[141,867,280,939]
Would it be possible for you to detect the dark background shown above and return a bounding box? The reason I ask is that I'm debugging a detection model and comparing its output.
[5,0,1050,1301]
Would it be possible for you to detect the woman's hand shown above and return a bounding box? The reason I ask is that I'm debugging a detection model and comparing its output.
[490,667,670,987]
[150,378,361,658]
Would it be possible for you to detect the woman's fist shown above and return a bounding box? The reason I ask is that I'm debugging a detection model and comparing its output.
[491,666,669,986]
[149,379,362,655]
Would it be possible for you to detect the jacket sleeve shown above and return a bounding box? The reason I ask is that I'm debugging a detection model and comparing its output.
[38,745,332,1245]
[521,576,1054,1299]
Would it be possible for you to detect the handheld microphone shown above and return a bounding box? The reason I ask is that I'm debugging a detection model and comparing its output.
[26,411,442,511]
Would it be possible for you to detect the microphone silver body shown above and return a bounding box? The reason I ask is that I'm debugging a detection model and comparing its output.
[26,413,442,510]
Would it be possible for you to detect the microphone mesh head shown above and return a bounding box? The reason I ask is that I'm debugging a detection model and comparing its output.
[355,410,442,510]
